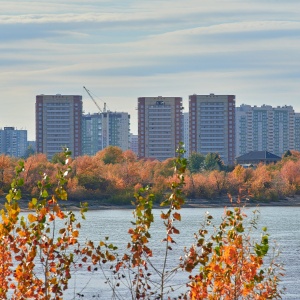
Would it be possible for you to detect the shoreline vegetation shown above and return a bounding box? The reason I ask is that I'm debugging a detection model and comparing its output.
[2,147,300,210]
[1,147,300,212]
[0,147,285,298]
[3,194,300,212]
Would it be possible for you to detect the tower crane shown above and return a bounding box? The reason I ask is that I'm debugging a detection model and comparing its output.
[83,86,106,113]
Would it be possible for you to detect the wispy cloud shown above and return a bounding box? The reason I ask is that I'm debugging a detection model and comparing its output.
[1,0,300,139]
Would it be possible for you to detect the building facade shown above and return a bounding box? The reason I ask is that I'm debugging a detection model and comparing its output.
[138,96,183,161]
[189,94,236,165]
[107,112,130,151]
[82,113,102,156]
[183,112,190,158]
[295,113,300,151]
[0,127,27,157]
[129,134,138,156]
[36,94,82,159]
[82,111,130,156]
[236,104,295,157]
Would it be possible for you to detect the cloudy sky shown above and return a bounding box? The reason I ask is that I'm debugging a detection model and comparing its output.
[1,0,300,140]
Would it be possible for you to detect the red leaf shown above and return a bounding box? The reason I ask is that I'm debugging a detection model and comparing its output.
[173,212,181,221]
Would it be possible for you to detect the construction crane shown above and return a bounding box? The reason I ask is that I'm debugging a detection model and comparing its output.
[83,86,106,113]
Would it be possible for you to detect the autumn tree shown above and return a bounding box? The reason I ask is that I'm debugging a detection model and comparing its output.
[0,155,15,193]
[21,153,56,196]
[208,170,228,196]
[279,159,300,195]
[249,164,273,200]
[184,208,283,299]
[228,165,254,197]
[97,146,124,165]
[0,149,97,299]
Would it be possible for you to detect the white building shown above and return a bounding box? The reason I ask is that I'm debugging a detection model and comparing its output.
[236,104,295,157]
[0,127,27,157]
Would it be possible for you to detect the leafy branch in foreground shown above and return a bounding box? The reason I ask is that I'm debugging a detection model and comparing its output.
[92,143,188,299]
[0,145,284,299]
[182,207,284,299]
[85,143,284,299]
[0,148,94,299]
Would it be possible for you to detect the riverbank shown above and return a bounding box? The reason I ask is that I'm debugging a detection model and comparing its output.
[184,196,300,208]
[2,195,300,212]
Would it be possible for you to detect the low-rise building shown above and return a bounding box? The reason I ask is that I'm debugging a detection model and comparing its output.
[236,151,281,165]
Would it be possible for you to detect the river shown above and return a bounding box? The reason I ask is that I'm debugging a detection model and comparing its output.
[51,206,299,299]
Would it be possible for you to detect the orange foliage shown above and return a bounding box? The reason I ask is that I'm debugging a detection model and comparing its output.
[280,160,300,192]
[207,170,228,195]
[184,208,282,299]
[72,155,100,176]
[21,154,56,195]
[0,153,104,299]
[0,146,284,299]
[3,146,300,204]
[0,154,15,191]
[248,164,272,200]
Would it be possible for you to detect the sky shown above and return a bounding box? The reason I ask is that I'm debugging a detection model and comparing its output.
[1,0,300,140]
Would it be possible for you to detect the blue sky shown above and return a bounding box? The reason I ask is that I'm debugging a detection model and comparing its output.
[1,0,300,140]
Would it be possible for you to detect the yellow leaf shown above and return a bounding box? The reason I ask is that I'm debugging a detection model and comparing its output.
[28,214,37,223]
[72,230,79,237]
[32,198,38,206]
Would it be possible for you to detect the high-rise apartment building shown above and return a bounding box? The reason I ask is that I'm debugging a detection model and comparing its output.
[138,96,183,161]
[129,134,138,156]
[36,94,82,159]
[236,104,295,157]
[189,94,236,165]
[0,127,27,157]
[183,112,190,158]
[295,113,300,151]
[82,111,130,155]
[82,113,102,156]
[107,112,130,150]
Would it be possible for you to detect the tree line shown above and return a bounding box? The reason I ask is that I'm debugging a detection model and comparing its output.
[1,147,300,204]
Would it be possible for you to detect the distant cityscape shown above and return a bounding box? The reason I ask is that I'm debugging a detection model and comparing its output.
[1,93,300,165]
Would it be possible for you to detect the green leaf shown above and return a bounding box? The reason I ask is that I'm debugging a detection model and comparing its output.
[18,178,24,186]
[42,189,48,198]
